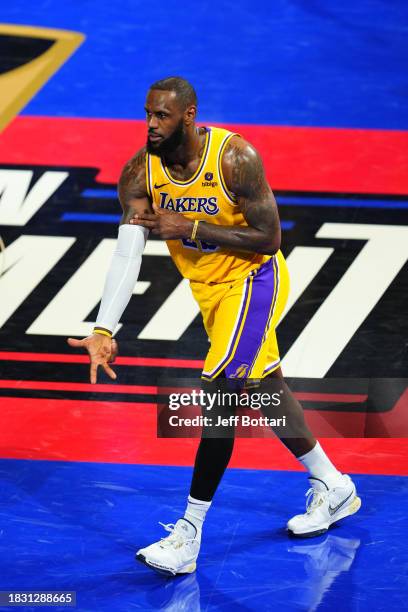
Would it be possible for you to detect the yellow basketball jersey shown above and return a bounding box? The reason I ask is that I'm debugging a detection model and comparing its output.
[146,126,271,284]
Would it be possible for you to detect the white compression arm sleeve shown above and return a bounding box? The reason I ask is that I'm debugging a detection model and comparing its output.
[95,224,149,334]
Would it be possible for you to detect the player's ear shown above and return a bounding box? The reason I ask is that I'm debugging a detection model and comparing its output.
[184,104,196,125]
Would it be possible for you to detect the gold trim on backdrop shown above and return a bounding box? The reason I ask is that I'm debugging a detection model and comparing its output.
[0,24,85,132]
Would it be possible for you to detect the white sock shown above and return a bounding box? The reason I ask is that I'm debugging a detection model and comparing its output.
[298,441,343,488]
[184,495,212,533]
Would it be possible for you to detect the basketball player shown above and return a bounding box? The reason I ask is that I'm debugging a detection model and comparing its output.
[68,77,361,576]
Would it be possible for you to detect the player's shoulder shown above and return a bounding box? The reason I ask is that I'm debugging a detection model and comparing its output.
[120,146,147,178]
[118,146,148,200]
[221,134,263,188]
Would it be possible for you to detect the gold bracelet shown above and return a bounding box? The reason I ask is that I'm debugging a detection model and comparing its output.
[93,327,113,338]
[191,219,200,241]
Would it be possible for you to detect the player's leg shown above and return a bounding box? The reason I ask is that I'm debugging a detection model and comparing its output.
[253,368,361,536]
[254,354,360,532]
[136,377,237,575]
[136,279,241,575]
[187,375,236,525]
[261,364,337,476]
[189,416,235,499]
[249,253,361,536]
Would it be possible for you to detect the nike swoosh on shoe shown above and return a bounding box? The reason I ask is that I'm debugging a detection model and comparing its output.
[328,491,354,516]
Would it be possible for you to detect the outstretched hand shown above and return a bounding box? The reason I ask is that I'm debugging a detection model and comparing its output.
[67,335,118,384]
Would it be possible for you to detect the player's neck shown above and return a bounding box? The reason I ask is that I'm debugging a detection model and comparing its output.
[162,125,204,168]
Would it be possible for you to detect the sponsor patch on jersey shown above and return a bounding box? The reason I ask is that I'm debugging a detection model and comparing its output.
[202,171,218,187]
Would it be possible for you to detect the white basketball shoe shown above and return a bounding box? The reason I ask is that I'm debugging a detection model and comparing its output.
[287,474,361,538]
[136,518,200,576]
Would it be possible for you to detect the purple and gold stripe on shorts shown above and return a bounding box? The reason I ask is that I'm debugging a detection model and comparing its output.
[262,358,281,377]
[201,271,255,381]
[247,255,280,376]
[202,256,280,381]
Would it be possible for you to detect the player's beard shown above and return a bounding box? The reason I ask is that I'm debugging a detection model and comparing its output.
[146,118,185,156]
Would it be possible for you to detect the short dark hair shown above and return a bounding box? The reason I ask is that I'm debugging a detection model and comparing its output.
[149,76,197,110]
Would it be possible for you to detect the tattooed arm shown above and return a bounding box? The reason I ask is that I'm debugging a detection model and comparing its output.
[194,136,281,254]
[118,147,153,223]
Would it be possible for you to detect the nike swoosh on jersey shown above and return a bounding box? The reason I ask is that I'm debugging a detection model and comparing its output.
[154,182,170,189]
[328,490,354,516]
